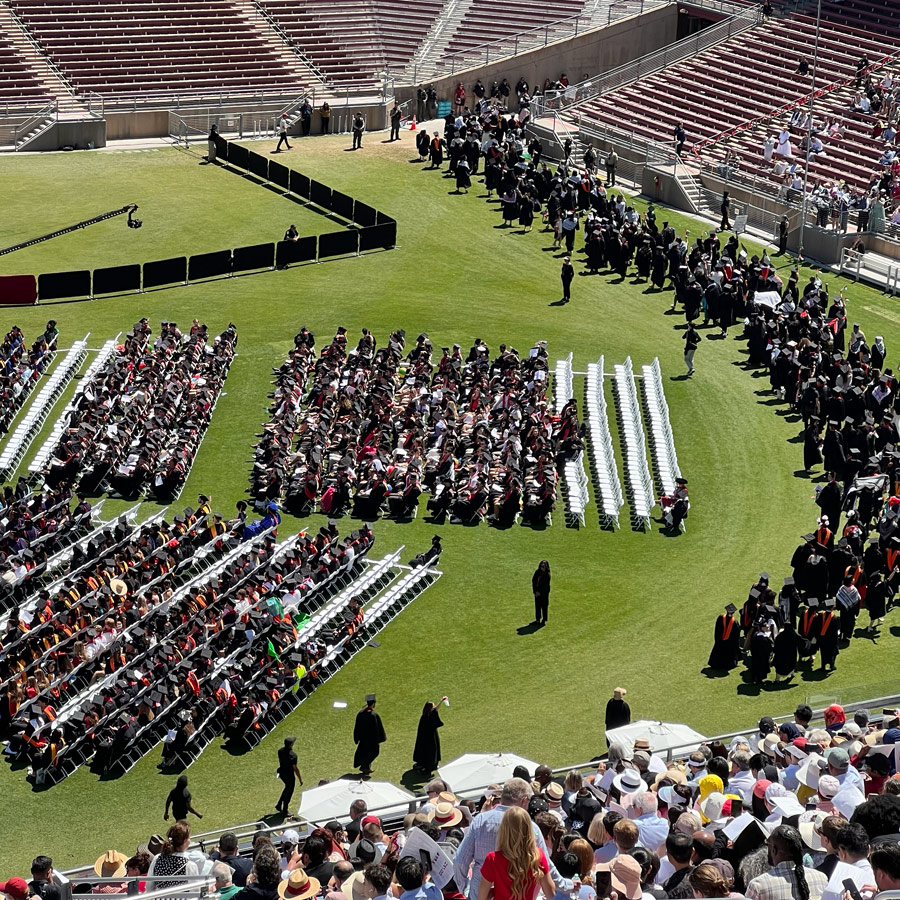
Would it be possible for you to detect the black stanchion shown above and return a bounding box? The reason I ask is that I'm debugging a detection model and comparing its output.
[354,202,377,228]
[318,230,359,260]
[310,180,332,211]
[331,190,355,222]
[289,170,310,200]
[269,161,290,191]
[275,237,317,267]
[233,243,275,273]
[189,249,233,281]
[247,151,269,182]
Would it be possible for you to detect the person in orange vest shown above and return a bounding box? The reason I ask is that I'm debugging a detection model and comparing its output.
[818,597,840,671]
[798,597,819,663]
[708,603,741,670]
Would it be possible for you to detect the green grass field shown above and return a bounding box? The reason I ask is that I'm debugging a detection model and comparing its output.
[2,131,899,873]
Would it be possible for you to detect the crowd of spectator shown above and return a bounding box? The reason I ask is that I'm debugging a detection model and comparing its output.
[8,711,900,900]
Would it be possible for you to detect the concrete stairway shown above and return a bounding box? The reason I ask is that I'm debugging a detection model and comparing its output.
[401,0,477,85]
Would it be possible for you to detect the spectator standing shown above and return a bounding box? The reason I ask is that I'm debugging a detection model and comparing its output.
[390,103,402,142]
[532,560,551,625]
[478,806,555,900]
[683,323,700,376]
[320,102,331,134]
[208,124,218,163]
[300,99,312,137]
[165,775,203,821]
[275,114,291,152]
[720,192,731,232]
[606,147,618,186]
[674,122,686,156]
[351,113,365,150]
[560,257,574,304]
[605,687,631,732]
[276,736,303,816]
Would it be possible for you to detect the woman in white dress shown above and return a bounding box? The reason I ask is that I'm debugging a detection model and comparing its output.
[776,128,793,157]
[763,135,776,162]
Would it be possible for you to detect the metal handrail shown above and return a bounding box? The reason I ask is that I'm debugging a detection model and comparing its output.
[692,50,900,156]
[538,3,762,118]
[86,90,103,118]
[2,0,78,96]
[13,98,57,149]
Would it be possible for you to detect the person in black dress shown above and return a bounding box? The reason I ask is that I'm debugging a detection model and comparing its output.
[353,694,386,775]
[412,700,446,773]
[164,775,203,821]
[804,418,823,471]
[276,736,303,815]
[532,559,551,624]
[773,622,798,681]
[560,257,574,303]
[866,572,888,639]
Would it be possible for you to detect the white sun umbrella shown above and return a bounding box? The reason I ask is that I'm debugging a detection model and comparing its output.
[298,779,415,824]
[437,752,540,794]
[606,719,707,767]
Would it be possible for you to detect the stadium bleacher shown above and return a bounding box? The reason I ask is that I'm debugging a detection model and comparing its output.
[7,0,308,98]
[0,34,51,105]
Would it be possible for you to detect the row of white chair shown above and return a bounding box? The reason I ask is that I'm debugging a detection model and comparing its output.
[554,353,589,527]
[29,337,119,475]
[613,357,655,531]
[0,337,89,481]
[641,357,681,497]
[585,357,624,530]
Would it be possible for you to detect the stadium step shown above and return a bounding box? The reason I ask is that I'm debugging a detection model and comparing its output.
[402,0,479,83]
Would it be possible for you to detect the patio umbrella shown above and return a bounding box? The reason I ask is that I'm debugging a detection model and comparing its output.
[298,779,414,823]
[606,719,707,758]
[437,752,540,793]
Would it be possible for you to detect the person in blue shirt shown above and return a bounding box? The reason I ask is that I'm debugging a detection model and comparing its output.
[394,856,442,900]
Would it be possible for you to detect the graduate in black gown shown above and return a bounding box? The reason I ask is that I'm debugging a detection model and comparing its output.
[412,700,445,773]
[353,693,386,775]
[818,598,840,670]
[804,418,823,471]
[748,614,775,684]
[708,603,741,669]
[866,572,888,637]
[773,621,798,681]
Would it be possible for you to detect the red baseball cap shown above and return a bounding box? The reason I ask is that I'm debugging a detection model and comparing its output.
[0,878,29,900]
[752,779,773,800]
[360,815,381,828]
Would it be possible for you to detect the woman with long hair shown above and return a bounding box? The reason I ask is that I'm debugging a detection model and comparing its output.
[146,822,198,891]
[478,807,555,900]
[689,863,731,898]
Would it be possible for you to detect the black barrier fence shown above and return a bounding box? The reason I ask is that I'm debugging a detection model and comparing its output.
[93,263,141,295]
[29,140,397,301]
[269,161,290,192]
[318,230,359,260]
[189,249,233,281]
[38,270,91,301]
[310,180,332,211]
[354,202,377,228]
[233,242,275,273]
[143,256,188,289]
[276,236,317,268]
[331,190,354,222]
[290,170,310,200]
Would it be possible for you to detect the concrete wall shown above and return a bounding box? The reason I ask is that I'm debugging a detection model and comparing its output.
[641,165,696,214]
[397,5,679,103]
[23,118,107,152]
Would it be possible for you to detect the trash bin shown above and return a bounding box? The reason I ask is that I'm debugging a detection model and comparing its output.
[437,100,452,117]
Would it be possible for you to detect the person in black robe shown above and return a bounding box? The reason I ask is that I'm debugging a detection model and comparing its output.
[412,700,444,773]
[865,572,888,638]
[605,687,630,732]
[818,600,840,670]
[773,623,798,681]
[532,560,551,624]
[353,694,386,775]
[455,158,471,193]
[804,420,823,471]
[749,624,774,684]
[816,471,844,532]
[707,603,741,669]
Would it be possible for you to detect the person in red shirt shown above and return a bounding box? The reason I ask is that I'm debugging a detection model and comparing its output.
[478,807,555,900]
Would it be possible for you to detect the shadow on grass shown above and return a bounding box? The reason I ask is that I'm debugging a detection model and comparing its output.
[700,666,731,679]
[516,621,544,636]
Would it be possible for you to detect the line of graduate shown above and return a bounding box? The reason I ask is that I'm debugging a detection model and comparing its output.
[43,318,237,502]
[0,321,59,436]
[249,324,582,528]
[708,488,900,683]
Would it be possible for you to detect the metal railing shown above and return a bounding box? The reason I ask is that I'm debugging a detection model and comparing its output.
[86,90,103,119]
[535,3,762,117]
[2,0,78,97]
[13,98,57,149]
[841,247,900,295]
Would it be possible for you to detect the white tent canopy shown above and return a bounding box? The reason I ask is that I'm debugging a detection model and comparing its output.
[298,779,415,823]
[437,752,540,793]
[753,291,781,310]
[606,720,707,757]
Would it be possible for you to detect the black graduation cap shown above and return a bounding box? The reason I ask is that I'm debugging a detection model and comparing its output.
[749,588,761,600]
[824,597,836,608]
[807,597,820,609]
[118,712,131,726]
[802,533,816,542]
[783,576,795,586]
[725,603,737,615]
